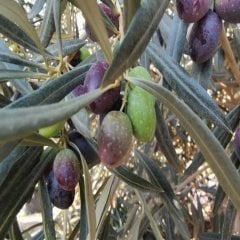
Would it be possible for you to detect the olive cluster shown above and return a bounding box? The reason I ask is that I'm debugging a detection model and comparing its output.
[73,61,157,168]
[176,0,240,63]
[47,133,99,209]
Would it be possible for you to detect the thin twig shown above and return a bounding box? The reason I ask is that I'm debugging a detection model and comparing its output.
[175,165,209,193]
[221,26,240,85]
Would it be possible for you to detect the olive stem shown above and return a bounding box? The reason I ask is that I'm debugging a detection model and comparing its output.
[175,165,209,193]
[120,81,129,112]
[221,26,240,85]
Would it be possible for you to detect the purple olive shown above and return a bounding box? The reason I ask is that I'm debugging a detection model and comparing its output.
[98,111,133,168]
[86,3,119,42]
[68,130,99,166]
[53,149,80,191]
[84,60,120,114]
[188,10,222,63]
[215,0,240,23]
[72,84,86,97]
[176,0,211,23]
[47,171,75,209]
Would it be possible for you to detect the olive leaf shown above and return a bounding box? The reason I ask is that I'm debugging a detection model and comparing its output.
[126,76,240,210]
[0,146,44,238]
[69,0,113,63]
[0,89,103,143]
[146,43,230,131]
[102,0,169,87]
[0,0,46,58]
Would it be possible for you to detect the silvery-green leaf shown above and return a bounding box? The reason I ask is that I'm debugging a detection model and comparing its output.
[8,64,91,108]
[146,43,230,131]
[102,0,169,87]
[0,89,103,143]
[126,77,240,210]
[28,0,46,19]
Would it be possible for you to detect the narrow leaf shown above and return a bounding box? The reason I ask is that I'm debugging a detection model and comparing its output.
[126,77,240,210]
[166,13,188,62]
[0,146,44,238]
[113,166,163,193]
[8,64,91,108]
[0,141,20,161]
[155,103,183,172]
[146,43,230,131]
[28,0,46,19]
[0,69,47,81]
[0,15,42,55]
[69,0,113,63]
[39,177,56,240]
[183,106,240,179]
[135,150,190,239]
[0,53,47,71]
[221,201,237,240]
[0,89,104,143]
[79,154,96,240]
[136,191,165,240]
[191,59,213,90]
[102,0,170,87]
[123,0,140,32]
[39,0,54,48]
[20,133,59,149]
[0,0,46,58]
[53,0,63,59]
[96,175,118,236]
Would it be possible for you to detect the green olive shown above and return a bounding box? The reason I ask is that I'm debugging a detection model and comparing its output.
[126,67,156,142]
[79,46,91,61]
[39,121,65,138]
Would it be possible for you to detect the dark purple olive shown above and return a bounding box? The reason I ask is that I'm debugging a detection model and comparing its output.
[176,0,211,23]
[72,84,86,97]
[47,171,75,209]
[68,130,99,166]
[188,10,222,63]
[98,111,133,168]
[235,126,240,158]
[84,60,120,114]
[86,3,119,42]
[215,0,240,23]
[53,149,80,191]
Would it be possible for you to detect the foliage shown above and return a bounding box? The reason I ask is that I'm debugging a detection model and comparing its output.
[1,0,240,239]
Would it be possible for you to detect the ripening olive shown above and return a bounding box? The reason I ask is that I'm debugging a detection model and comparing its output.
[84,60,120,114]
[215,0,240,23]
[188,10,222,63]
[176,0,211,23]
[47,171,75,209]
[98,111,133,168]
[86,3,119,42]
[53,149,80,191]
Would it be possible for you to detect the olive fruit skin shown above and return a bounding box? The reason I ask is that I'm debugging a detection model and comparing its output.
[72,84,85,97]
[80,46,91,61]
[215,0,240,23]
[68,130,99,166]
[47,171,75,209]
[188,10,222,63]
[126,67,156,142]
[84,60,120,114]
[176,0,211,23]
[98,111,133,168]
[39,121,65,138]
[235,126,240,158]
[53,149,80,191]
[86,3,119,42]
